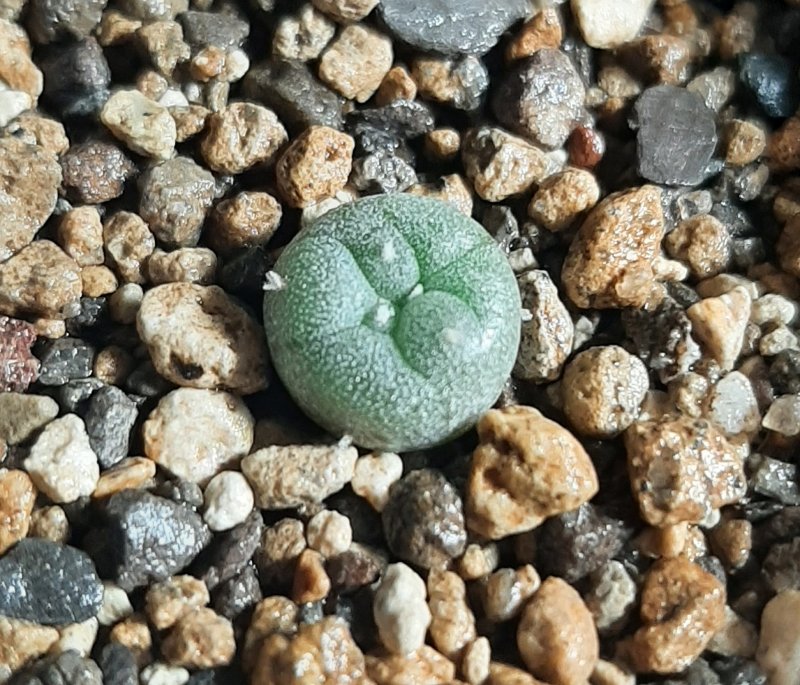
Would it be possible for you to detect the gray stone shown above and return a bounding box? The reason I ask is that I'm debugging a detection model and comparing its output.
[55,378,105,414]
[711,657,767,685]
[632,85,718,186]
[27,0,107,43]
[84,386,138,468]
[378,0,528,55]
[40,38,110,118]
[351,149,416,194]
[36,338,95,386]
[194,510,262,590]
[8,650,103,685]
[750,454,800,506]
[178,10,249,49]
[212,566,262,622]
[0,539,103,625]
[98,643,137,685]
[763,538,800,592]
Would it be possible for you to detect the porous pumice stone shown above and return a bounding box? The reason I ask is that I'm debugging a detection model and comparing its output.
[263,194,521,452]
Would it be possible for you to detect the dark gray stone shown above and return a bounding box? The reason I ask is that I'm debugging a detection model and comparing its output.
[218,247,269,300]
[124,361,174,398]
[84,385,138,468]
[711,657,767,685]
[178,10,249,49]
[0,539,103,625]
[97,490,211,591]
[382,468,467,570]
[632,85,718,186]
[98,643,137,685]
[754,506,800,553]
[35,338,95,386]
[346,100,434,163]
[763,537,800,592]
[212,565,262,621]
[27,0,107,43]
[55,377,105,413]
[185,667,244,685]
[8,650,102,685]
[243,59,345,133]
[433,56,489,110]
[65,298,111,339]
[739,53,800,119]
[770,349,800,394]
[378,0,529,55]
[750,454,800,505]
[118,0,187,21]
[40,38,110,118]
[195,510,263,590]
[152,478,205,508]
[351,150,417,195]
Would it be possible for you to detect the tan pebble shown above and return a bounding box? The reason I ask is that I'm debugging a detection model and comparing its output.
[145,576,210,631]
[622,34,693,85]
[425,128,461,161]
[725,119,766,166]
[756,590,800,685]
[714,8,756,60]
[687,286,752,370]
[5,112,69,156]
[635,522,689,559]
[146,247,217,285]
[189,45,226,82]
[619,557,725,674]
[306,509,352,557]
[517,577,599,685]
[462,126,559,203]
[406,174,473,217]
[93,345,134,385]
[170,104,210,142]
[318,24,392,103]
[774,177,800,223]
[590,659,635,685]
[351,451,403,512]
[366,645,456,685]
[29,505,69,543]
[312,0,379,22]
[376,65,417,105]
[256,518,306,588]
[625,415,746,526]
[768,115,800,172]
[110,614,152,667]
[277,125,354,208]
[93,457,156,499]
[709,517,753,568]
[109,283,144,325]
[456,543,499,581]
[103,211,156,284]
[666,214,732,279]
[161,607,235,669]
[137,20,190,77]
[506,8,562,61]
[57,206,104,267]
[100,90,176,160]
[0,617,58,673]
[487,662,550,685]
[482,565,541,623]
[411,55,486,110]
[292,548,331,604]
[562,185,665,309]
[97,10,142,46]
[0,469,35,554]
[427,570,476,661]
[528,168,600,232]
[696,273,759,300]
[0,19,43,100]
[82,265,118,297]
[209,191,282,256]
[778,215,800,278]
[200,102,287,175]
[461,637,491,685]
[466,406,598,540]
[241,596,298,673]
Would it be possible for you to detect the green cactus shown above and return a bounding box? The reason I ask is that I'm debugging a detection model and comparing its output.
[263,194,521,452]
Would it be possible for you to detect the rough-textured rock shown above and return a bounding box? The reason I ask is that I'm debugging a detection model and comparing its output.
[103,212,155,285]
[318,25,392,103]
[36,338,95,386]
[146,248,217,286]
[99,643,137,685]
[528,168,600,232]
[0,317,39,392]
[60,141,136,205]
[740,53,800,119]
[0,393,58,444]
[40,38,110,118]
[481,564,540,624]
[100,90,176,160]
[84,386,138,469]
[8,650,103,685]
[179,10,248,49]
[666,214,732,279]
[273,5,335,61]
[27,0,107,43]
[0,469,36,554]
[161,608,235,669]
[584,560,637,634]
[203,471,254,532]
[195,510,262,590]
[687,287,751,371]
[209,192,282,255]
[427,569,476,661]
[412,55,489,111]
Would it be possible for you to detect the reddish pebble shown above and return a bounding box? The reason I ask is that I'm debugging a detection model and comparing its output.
[0,316,39,392]
[568,126,605,169]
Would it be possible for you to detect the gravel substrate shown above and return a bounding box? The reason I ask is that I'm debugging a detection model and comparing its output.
[1,0,800,683]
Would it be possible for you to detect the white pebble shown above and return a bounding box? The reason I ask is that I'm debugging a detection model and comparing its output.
[203,471,255,532]
[706,371,761,437]
[351,452,403,511]
[24,415,99,504]
[306,510,353,557]
[571,0,654,49]
[97,582,133,626]
[52,618,98,657]
[763,395,800,437]
[223,48,250,82]
[140,662,190,685]
[760,326,800,356]
[109,283,144,324]
[373,562,431,655]
[751,294,798,326]
[757,590,800,685]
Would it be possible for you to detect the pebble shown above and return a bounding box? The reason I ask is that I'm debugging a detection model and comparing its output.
[378,0,528,55]
[0,18,42,101]
[752,294,798,327]
[517,577,599,685]
[376,66,417,105]
[366,645,456,685]
[528,168,600,232]
[200,102,287,175]
[0,538,102,625]
[24,414,99,503]
[29,505,70,544]
[84,386,138,469]
[406,173,473,217]
[103,212,156,284]
[276,125,354,208]
[40,37,109,117]
[351,452,403,511]
[60,141,136,205]
[462,638,491,685]
[98,490,211,591]
[481,565,541,623]
[100,90,176,160]
[412,55,488,112]
[138,157,216,247]
[10,650,103,685]
[763,537,800,593]
[725,119,767,167]
[514,270,574,383]
[137,283,268,394]
[625,416,746,526]
[0,617,58,674]
[632,86,717,186]
[318,25,392,103]
[81,265,118,299]
[0,138,61,262]
[0,469,35,554]
[424,128,461,161]
[57,207,104,268]
[687,66,736,113]
[312,0,377,22]
[761,325,800,357]
[0,393,58,444]
[687,286,752,370]
[143,388,253,485]
[493,49,585,149]
[382,468,467,569]
[273,5,335,61]
[666,214,732,279]
[213,565,262,622]
[140,663,189,685]
[242,440,357,509]
[136,21,190,78]
[506,8,562,61]
[750,454,800,505]
[562,185,665,309]
[97,582,133,627]
[209,191,282,255]
[36,338,95,388]
[571,0,653,49]
[254,518,305,589]
[99,643,138,685]
[53,616,99,657]
[562,346,648,438]
[427,569,476,661]
[466,406,598,540]
[4,111,68,156]
[199,470,254,532]
[109,614,152,667]
[620,557,726,674]
[739,53,800,119]
[292,548,330,603]
[763,394,800,435]
[706,371,761,437]
[0,90,31,127]
[0,317,39,392]
[351,148,417,194]
[93,457,157,499]
[584,560,637,634]
[757,590,800,685]
[306,509,352,557]
[462,126,558,203]
[161,609,235,669]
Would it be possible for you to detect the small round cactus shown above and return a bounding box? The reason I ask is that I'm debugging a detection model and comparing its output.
[263,194,521,452]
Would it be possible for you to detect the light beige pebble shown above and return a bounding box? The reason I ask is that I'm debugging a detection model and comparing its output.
[506,8,563,61]
[625,415,746,526]
[109,283,144,324]
[28,505,70,543]
[146,247,217,285]
[529,168,600,232]
[376,65,418,106]
[161,607,234,669]
[0,19,43,101]
[425,128,461,161]
[462,637,491,685]
[276,125,354,208]
[760,325,799,356]
[24,414,99,504]
[97,582,133,626]
[318,24,392,103]
[291,548,331,604]
[242,439,358,509]
[406,173,474,217]
[93,457,156,499]
[373,562,431,656]
[709,518,752,571]
[467,406,598,540]
[143,388,254,485]
[427,570,476,661]
[763,394,800,436]
[571,0,654,48]
[189,46,224,82]
[241,596,299,674]
[4,112,69,156]
[306,509,352,557]
[273,4,335,61]
[757,590,800,685]
[456,543,500,581]
[100,90,176,159]
[136,283,269,394]
[462,126,559,202]
[724,118,767,166]
[209,191,283,256]
[136,69,168,101]
[590,660,635,685]
[351,452,404,511]
[584,560,637,635]
[751,293,798,326]
[203,470,255,532]
[668,372,708,418]
[139,663,190,685]
[31,317,66,339]
[482,565,541,623]
[300,186,358,227]
[170,103,210,142]
[0,468,36,554]
[256,518,306,588]
[708,606,758,658]
[103,211,156,284]
[201,102,287,174]
[312,0,378,22]
[82,265,119,297]
[562,345,649,438]
[52,617,98,657]
[137,20,190,77]
[0,617,58,674]
[0,392,58,445]
[687,286,752,370]
[57,206,105,267]
[517,577,599,685]
[665,214,732,279]
[706,371,761,437]
[696,273,760,300]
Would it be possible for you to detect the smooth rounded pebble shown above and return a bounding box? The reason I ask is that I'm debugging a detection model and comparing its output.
[373,562,431,655]
[203,471,255,532]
